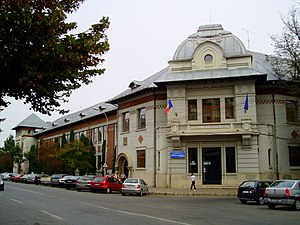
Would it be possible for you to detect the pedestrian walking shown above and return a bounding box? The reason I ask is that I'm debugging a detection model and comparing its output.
[120,172,126,183]
[190,173,196,191]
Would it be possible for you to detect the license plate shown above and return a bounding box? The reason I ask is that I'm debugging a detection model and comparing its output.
[242,191,250,193]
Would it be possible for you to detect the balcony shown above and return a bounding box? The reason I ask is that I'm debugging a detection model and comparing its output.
[169,117,256,146]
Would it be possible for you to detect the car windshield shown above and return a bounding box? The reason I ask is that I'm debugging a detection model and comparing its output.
[93,177,104,182]
[270,180,295,188]
[125,179,138,184]
[240,181,255,188]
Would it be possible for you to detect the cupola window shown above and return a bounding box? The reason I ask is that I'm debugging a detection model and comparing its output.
[204,54,213,63]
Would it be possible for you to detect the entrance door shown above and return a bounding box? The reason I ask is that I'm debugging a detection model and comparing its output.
[202,148,222,184]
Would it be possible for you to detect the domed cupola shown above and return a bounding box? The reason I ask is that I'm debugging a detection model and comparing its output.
[169,24,251,73]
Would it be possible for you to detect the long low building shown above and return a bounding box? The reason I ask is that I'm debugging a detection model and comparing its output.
[13,24,300,188]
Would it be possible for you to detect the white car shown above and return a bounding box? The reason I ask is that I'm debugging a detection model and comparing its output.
[264,180,300,210]
[121,178,149,196]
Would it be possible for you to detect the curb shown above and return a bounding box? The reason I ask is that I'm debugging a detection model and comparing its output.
[149,191,236,197]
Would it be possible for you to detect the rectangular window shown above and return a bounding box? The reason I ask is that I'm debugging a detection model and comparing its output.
[225,97,235,119]
[122,112,130,132]
[188,148,198,173]
[268,148,272,167]
[138,108,146,129]
[137,150,145,168]
[289,146,300,167]
[226,147,236,173]
[286,100,299,122]
[202,98,220,123]
[188,100,197,120]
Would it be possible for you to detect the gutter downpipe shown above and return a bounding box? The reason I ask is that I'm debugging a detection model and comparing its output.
[153,90,157,187]
[272,82,279,179]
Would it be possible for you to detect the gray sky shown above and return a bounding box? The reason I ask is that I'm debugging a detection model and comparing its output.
[0,0,294,146]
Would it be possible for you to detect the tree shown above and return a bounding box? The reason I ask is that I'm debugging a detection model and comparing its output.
[24,145,40,173]
[270,5,300,83]
[0,0,110,115]
[1,134,24,173]
[57,138,95,175]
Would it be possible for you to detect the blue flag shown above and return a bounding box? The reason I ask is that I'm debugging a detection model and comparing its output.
[244,94,248,112]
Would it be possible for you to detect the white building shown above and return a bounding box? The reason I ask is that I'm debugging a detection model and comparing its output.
[111,24,300,188]
[13,24,300,188]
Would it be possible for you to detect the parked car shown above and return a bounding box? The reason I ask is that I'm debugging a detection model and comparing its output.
[2,173,13,181]
[76,175,95,192]
[11,174,24,182]
[237,180,273,205]
[58,175,72,188]
[90,176,122,193]
[0,176,4,191]
[50,174,66,187]
[64,176,80,190]
[26,174,40,184]
[264,180,300,210]
[40,174,51,186]
[20,174,29,183]
[121,178,149,196]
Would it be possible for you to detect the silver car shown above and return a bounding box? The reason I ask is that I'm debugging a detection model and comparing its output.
[121,178,149,196]
[264,180,300,210]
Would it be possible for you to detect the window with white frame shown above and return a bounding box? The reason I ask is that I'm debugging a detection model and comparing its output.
[122,112,130,132]
[188,99,197,121]
[289,146,300,167]
[286,100,299,122]
[202,98,221,123]
[138,108,146,129]
[137,150,145,168]
[225,97,235,119]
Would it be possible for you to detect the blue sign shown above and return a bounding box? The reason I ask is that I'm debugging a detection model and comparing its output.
[170,150,185,159]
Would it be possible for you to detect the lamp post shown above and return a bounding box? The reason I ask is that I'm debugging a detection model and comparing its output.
[93,106,108,176]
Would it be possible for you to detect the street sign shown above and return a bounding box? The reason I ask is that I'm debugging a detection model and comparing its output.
[103,162,108,168]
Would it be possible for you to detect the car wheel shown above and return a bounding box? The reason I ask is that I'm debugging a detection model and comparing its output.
[239,199,247,204]
[77,188,81,192]
[91,188,96,193]
[293,199,300,211]
[267,203,276,209]
[257,197,265,205]
[121,192,125,196]
[105,187,111,194]
[139,190,143,196]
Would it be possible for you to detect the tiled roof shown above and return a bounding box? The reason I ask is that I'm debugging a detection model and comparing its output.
[34,102,117,135]
[108,67,168,103]
[12,113,47,130]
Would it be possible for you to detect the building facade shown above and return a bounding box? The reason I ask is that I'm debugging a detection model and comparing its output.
[13,24,300,188]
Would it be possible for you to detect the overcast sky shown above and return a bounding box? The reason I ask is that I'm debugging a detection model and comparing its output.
[0,0,295,146]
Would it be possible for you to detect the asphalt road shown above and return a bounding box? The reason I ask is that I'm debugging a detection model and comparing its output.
[0,181,299,225]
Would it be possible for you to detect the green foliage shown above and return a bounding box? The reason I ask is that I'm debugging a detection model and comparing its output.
[1,134,24,173]
[24,145,40,173]
[69,130,75,142]
[57,139,95,175]
[61,133,68,148]
[0,0,110,114]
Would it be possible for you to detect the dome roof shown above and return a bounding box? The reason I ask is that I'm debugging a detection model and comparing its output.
[173,24,247,60]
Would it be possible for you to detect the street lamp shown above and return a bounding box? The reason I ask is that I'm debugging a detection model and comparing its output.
[93,106,108,176]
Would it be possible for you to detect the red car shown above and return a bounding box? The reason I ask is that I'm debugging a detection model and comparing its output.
[11,174,24,182]
[90,176,122,194]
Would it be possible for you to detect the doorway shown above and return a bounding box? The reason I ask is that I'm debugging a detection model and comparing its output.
[202,148,222,184]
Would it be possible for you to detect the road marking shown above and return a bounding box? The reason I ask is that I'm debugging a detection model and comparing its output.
[41,210,63,221]
[11,199,25,204]
[8,186,47,196]
[96,205,109,210]
[117,210,191,225]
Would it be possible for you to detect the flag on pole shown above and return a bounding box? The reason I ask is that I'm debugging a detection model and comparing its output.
[164,99,173,115]
[244,93,249,113]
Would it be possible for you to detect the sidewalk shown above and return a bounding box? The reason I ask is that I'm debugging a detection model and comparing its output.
[149,187,237,196]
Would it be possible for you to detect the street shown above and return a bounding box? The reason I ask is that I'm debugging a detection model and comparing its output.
[0,181,299,225]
